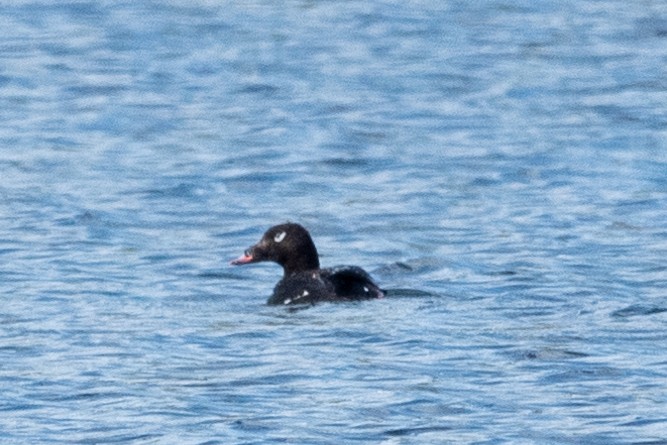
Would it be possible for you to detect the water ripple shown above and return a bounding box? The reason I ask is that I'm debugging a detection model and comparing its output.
[1,0,666,443]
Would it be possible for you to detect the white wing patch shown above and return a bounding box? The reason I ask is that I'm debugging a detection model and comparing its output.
[286,289,309,305]
[274,231,287,243]
[294,290,309,301]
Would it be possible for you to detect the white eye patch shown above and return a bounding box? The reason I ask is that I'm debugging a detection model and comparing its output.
[274,231,286,243]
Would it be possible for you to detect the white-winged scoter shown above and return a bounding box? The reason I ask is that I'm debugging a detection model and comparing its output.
[231,223,385,305]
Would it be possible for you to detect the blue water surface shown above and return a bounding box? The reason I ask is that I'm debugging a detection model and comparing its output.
[1,1,666,443]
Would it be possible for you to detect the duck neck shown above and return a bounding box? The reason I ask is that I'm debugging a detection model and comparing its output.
[282,245,320,277]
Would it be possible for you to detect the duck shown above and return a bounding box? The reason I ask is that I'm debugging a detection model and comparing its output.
[231,223,385,305]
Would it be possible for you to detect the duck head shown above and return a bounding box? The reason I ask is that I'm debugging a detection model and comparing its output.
[231,223,320,276]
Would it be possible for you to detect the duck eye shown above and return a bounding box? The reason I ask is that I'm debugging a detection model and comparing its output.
[274,231,287,243]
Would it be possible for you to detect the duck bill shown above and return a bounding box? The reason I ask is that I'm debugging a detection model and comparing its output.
[231,244,261,265]
[230,253,255,265]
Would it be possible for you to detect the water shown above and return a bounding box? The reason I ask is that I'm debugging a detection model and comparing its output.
[1,1,666,443]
